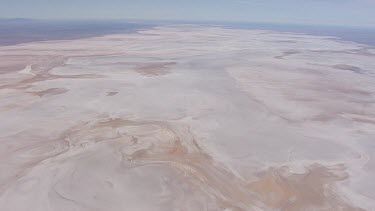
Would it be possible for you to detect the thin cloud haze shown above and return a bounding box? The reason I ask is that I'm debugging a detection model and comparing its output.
[0,0,374,27]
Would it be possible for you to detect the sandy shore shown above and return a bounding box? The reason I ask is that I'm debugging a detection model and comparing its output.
[0,25,374,210]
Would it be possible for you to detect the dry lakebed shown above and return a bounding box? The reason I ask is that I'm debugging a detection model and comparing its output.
[0,25,375,210]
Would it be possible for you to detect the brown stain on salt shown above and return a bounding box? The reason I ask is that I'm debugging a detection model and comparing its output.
[0,56,103,91]
[275,50,300,59]
[0,55,33,74]
[106,91,118,96]
[249,164,362,210]
[61,117,362,211]
[27,88,68,97]
[134,62,176,76]
[333,64,364,74]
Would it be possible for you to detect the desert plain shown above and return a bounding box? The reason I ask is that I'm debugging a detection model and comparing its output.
[0,25,375,210]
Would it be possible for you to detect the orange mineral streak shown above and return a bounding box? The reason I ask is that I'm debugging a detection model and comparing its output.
[59,117,361,210]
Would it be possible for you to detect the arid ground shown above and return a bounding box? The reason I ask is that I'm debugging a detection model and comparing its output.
[0,26,374,210]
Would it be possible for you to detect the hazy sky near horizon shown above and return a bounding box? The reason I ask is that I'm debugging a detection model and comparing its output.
[1,0,375,27]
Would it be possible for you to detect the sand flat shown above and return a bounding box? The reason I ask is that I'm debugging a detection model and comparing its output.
[0,26,374,211]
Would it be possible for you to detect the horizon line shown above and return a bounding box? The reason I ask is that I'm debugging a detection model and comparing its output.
[1,17,375,30]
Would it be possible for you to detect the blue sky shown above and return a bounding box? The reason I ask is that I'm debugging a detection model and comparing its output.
[1,0,374,27]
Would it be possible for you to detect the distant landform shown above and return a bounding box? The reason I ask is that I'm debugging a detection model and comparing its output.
[1,19,375,46]
[0,19,153,46]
